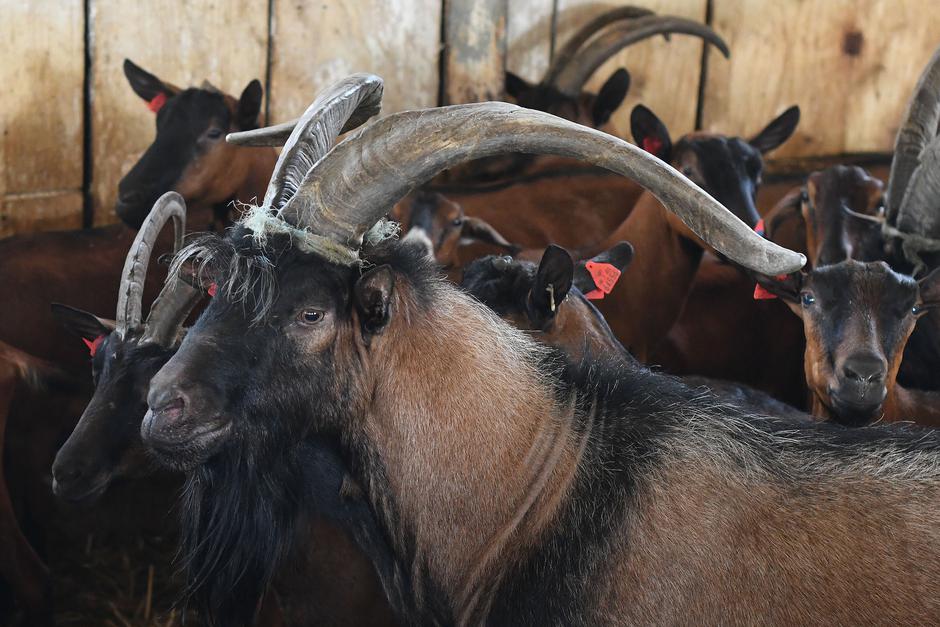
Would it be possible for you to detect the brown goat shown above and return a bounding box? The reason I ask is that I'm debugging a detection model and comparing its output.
[585,104,800,360]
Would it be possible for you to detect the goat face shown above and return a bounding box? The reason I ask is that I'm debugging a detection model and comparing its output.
[142,233,426,470]
[117,60,263,229]
[758,261,939,426]
[632,104,800,232]
[50,305,174,502]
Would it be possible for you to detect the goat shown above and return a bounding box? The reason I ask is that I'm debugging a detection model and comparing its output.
[143,76,883,627]
[575,103,800,360]
[752,166,940,426]
[51,191,398,624]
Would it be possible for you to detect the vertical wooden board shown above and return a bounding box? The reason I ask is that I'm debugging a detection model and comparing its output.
[269,0,442,124]
[702,0,940,158]
[554,0,708,139]
[444,0,508,104]
[507,0,555,84]
[91,0,268,225]
[0,0,83,233]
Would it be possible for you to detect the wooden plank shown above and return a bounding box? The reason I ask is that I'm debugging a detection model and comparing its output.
[0,0,83,233]
[554,0,708,138]
[702,0,940,158]
[507,0,555,84]
[269,0,441,123]
[90,0,269,225]
[443,0,508,104]
[0,192,83,239]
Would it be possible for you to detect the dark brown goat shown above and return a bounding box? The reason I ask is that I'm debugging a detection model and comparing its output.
[757,260,940,427]
[585,103,800,360]
[146,83,935,623]
[159,77,940,627]
[52,193,395,626]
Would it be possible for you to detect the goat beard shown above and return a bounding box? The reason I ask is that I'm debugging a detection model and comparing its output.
[177,438,304,627]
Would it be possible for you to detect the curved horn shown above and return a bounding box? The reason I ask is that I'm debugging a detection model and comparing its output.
[543,6,655,85]
[279,102,804,275]
[115,192,185,338]
[141,275,203,348]
[226,74,383,150]
[229,74,383,216]
[896,136,940,239]
[552,15,730,96]
[887,45,940,226]
[841,203,885,226]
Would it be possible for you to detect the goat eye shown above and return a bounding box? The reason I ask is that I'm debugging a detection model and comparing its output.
[681,166,694,177]
[800,189,809,203]
[801,292,815,307]
[206,128,224,140]
[452,217,464,227]
[298,309,324,324]
[912,305,922,316]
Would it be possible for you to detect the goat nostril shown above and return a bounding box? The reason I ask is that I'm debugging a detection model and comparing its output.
[54,462,85,483]
[841,358,886,383]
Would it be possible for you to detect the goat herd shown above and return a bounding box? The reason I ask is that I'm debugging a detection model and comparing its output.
[3,7,940,626]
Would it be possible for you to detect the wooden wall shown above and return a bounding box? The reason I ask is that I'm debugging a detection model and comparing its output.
[2,0,939,236]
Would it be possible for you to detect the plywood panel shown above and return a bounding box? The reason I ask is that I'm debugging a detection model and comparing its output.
[507,0,555,84]
[444,0,507,104]
[91,0,268,225]
[703,0,940,158]
[555,0,708,139]
[0,0,83,233]
[269,0,441,124]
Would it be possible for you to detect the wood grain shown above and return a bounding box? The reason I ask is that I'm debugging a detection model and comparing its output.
[555,0,709,139]
[269,0,441,122]
[507,0,555,84]
[0,0,83,234]
[443,0,508,104]
[90,0,268,225]
[702,0,940,158]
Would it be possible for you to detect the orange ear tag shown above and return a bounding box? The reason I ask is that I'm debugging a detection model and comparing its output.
[584,261,622,300]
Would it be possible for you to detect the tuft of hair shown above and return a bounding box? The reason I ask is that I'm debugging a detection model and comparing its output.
[170,225,280,324]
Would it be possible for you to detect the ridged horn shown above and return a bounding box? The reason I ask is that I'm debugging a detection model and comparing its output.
[552,15,730,96]
[887,45,940,227]
[226,73,383,151]
[115,192,185,338]
[278,102,804,275]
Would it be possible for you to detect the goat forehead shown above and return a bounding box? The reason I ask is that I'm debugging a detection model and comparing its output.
[158,89,229,132]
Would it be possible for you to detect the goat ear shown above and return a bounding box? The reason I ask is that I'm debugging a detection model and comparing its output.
[460,217,518,252]
[504,72,531,100]
[753,271,803,304]
[592,68,630,128]
[51,304,115,342]
[631,104,672,161]
[749,105,800,155]
[236,79,264,130]
[573,241,634,297]
[354,265,395,335]
[123,59,178,104]
[530,245,573,323]
[917,266,940,312]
